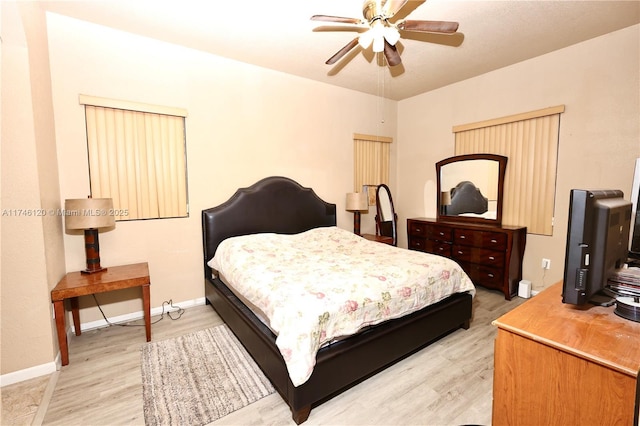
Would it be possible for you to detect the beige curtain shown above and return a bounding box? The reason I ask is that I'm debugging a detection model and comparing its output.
[453,106,564,235]
[81,96,188,220]
[353,133,392,192]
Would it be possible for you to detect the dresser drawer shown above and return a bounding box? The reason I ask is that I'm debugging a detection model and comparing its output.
[454,229,507,250]
[425,240,452,257]
[452,245,505,267]
[427,225,452,242]
[409,236,427,251]
[408,221,452,241]
[460,262,504,290]
[408,221,428,237]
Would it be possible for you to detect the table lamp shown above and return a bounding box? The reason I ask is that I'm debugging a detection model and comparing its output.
[441,191,452,215]
[65,197,115,274]
[346,192,368,235]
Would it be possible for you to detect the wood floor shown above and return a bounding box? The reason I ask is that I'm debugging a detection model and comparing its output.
[10,287,525,426]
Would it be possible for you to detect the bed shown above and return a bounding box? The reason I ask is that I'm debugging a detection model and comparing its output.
[202,176,474,424]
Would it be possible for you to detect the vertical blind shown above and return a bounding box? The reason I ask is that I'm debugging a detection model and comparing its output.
[453,105,564,235]
[353,133,392,193]
[80,95,188,221]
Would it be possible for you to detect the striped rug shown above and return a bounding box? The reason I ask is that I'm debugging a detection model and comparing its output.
[141,325,275,425]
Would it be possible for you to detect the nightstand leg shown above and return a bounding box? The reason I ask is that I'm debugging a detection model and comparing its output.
[142,284,151,341]
[53,300,69,366]
[70,297,81,336]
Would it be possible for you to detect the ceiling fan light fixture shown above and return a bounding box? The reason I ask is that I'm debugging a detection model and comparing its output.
[358,29,374,49]
[371,21,386,52]
[372,34,385,52]
[382,26,400,46]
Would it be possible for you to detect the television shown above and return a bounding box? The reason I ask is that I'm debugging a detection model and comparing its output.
[562,189,632,306]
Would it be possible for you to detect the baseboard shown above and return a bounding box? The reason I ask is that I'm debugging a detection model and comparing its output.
[0,297,206,387]
[0,360,58,387]
[72,297,207,333]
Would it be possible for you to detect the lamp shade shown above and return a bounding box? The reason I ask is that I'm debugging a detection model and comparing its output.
[65,198,116,230]
[346,192,368,212]
[441,191,452,206]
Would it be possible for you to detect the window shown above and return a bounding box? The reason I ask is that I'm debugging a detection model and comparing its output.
[353,133,392,201]
[80,95,188,221]
[453,105,564,235]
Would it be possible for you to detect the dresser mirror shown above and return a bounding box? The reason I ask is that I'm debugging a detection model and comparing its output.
[376,184,397,246]
[436,153,507,225]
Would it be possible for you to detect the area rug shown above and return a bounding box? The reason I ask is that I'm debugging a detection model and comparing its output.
[141,325,275,426]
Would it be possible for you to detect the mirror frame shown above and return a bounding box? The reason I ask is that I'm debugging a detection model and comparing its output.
[436,153,507,225]
[375,184,397,246]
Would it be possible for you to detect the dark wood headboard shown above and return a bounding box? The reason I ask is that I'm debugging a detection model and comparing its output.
[202,176,337,278]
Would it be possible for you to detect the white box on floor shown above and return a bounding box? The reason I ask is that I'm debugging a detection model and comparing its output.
[518,280,532,298]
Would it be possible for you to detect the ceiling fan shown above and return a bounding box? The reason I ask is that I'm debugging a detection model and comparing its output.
[311,0,459,67]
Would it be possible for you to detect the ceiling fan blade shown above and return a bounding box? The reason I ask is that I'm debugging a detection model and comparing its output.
[326,37,360,65]
[397,20,459,34]
[382,0,408,19]
[383,40,402,66]
[311,15,363,25]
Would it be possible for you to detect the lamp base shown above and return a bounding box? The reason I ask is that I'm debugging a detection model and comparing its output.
[353,211,362,235]
[82,228,106,274]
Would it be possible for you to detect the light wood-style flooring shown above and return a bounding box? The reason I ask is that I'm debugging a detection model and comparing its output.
[3,287,525,426]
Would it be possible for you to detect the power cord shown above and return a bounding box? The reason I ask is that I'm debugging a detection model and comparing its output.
[92,295,185,327]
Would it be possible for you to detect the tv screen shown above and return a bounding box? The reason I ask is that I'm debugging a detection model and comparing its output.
[562,189,632,306]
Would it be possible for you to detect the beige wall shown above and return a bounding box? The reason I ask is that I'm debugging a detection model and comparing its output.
[397,24,640,293]
[1,2,66,376]
[46,13,397,322]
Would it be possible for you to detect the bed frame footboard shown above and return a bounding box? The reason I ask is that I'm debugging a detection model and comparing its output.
[205,276,472,424]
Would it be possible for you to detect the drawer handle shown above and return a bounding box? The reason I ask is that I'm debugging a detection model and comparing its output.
[438,247,445,252]
[488,273,495,278]
[416,228,422,232]
[459,235,466,239]
[489,256,495,260]
[491,239,498,243]
[457,250,464,255]
[439,232,445,236]
[415,242,422,247]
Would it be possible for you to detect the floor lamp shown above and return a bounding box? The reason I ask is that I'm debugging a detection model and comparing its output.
[65,197,116,274]
[346,192,368,235]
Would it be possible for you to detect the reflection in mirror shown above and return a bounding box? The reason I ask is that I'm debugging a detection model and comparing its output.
[441,160,497,218]
[436,154,507,225]
[376,184,397,246]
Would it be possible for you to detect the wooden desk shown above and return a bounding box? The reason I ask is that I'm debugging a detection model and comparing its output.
[51,262,151,366]
[492,281,640,425]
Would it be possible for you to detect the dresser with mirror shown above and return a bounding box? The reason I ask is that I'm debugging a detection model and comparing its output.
[407,154,527,300]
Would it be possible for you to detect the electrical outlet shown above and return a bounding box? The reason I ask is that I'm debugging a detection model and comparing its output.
[542,258,551,270]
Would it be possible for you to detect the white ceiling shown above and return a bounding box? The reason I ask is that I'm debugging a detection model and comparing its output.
[40,0,640,100]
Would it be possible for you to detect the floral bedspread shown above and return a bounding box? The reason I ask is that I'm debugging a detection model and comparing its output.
[208,226,475,387]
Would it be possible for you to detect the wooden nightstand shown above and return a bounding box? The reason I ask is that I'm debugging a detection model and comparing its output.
[51,262,151,366]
